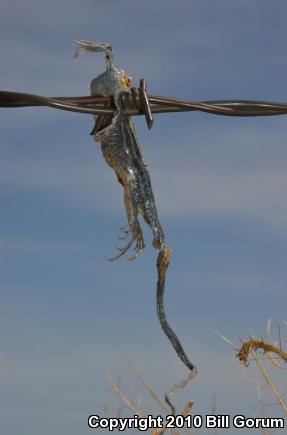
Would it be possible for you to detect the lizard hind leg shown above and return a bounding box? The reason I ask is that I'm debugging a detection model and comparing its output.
[127,224,145,260]
[107,183,145,261]
[107,220,144,262]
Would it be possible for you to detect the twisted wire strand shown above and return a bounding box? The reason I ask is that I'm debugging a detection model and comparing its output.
[2,90,287,117]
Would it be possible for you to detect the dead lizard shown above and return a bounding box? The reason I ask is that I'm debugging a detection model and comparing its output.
[74,40,195,375]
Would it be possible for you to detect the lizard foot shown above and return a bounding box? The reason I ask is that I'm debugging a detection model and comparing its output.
[107,223,144,261]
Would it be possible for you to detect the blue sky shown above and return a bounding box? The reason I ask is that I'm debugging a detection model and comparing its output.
[1,1,287,434]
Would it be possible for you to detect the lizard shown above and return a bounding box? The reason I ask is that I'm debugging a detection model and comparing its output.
[74,40,195,376]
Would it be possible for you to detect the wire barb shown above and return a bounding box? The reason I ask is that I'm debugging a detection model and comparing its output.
[138,79,153,129]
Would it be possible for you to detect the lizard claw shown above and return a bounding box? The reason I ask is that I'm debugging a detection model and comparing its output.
[106,223,145,261]
[117,225,130,240]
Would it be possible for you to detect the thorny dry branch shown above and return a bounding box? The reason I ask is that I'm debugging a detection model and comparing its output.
[216,321,287,432]
[237,339,287,367]
[234,323,287,418]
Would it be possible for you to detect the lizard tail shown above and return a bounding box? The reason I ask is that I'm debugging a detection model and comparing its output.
[156,247,196,373]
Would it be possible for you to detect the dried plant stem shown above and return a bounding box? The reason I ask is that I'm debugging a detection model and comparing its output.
[125,359,169,412]
[107,372,145,418]
[251,351,287,415]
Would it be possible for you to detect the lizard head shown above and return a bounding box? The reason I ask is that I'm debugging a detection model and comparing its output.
[74,40,133,96]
